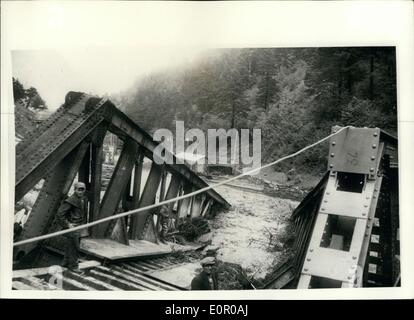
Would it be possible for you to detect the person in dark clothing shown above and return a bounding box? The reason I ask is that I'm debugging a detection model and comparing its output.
[159,205,170,244]
[57,182,87,273]
[191,257,218,290]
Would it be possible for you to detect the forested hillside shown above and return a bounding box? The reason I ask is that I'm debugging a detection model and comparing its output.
[114,47,397,174]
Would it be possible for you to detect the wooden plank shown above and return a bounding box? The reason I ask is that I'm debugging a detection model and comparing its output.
[148,259,171,268]
[80,238,175,260]
[13,281,37,290]
[13,260,101,278]
[138,261,160,270]
[61,276,98,291]
[19,276,60,290]
[88,269,145,290]
[111,265,176,291]
[128,262,152,272]
[143,259,171,269]
[144,262,200,290]
[116,264,180,289]
[65,270,121,291]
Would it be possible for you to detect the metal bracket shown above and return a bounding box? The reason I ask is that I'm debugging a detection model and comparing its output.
[328,126,380,175]
[320,176,376,219]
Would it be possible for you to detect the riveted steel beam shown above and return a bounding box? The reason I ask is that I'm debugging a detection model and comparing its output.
[106,105,230,209]
[15,95,108,202]
[15,140,90,259]
[127,152,145,239]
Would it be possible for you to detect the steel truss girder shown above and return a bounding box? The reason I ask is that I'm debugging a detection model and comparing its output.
[15,140,91,258]
[94,138,140,238]
[15,94,108,202]
[106,106,230,209]
[15,92,230,260]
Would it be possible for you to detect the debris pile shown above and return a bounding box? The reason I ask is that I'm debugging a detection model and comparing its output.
[215,261,254,290]
[263,181,307,202]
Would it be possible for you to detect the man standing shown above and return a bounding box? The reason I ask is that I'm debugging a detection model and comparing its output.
[191,257,218,290]
[57,182,87,273]
[158,205,170,244]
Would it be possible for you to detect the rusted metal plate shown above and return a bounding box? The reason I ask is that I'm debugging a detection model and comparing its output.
[321,176,376,219]
[357,176,382,273]
[13,260,100,278]
[144,262,201,290]
[328,126,380,175]
[129,162,163,239]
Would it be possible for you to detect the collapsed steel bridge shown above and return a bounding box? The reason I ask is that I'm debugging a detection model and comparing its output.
[14,92,230,264]
[14,92,400,289]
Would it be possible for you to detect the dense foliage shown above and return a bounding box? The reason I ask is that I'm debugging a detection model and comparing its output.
[115,47,397,173]
[13,77,47,111]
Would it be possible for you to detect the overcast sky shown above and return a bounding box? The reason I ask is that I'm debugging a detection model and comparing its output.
[12,47,207,110]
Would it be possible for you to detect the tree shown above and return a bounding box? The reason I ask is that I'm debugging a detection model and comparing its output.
[12,78,48,110]
[12,78,25,102]
[25,87,47,110]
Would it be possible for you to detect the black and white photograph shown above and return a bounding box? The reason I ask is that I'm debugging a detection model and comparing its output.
[1,1,413,299]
